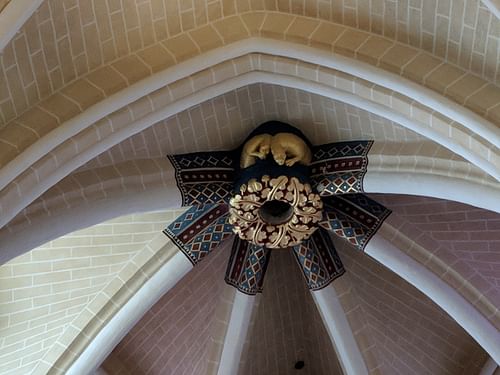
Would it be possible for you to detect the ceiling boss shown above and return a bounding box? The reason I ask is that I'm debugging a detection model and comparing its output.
[165,120,390,294]
[230,123,322,248]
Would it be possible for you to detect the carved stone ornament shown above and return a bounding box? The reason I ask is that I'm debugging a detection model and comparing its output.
[229,175,323,248]
[240,132,312,169]
[166,120,390,295]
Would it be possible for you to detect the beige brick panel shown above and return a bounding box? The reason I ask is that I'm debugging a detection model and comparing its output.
[213,15,251,44]
[1,52,497,232]
[1,0,497,127]
[0,11,497,187]
[135,44,176,73]
[0,209,185,375]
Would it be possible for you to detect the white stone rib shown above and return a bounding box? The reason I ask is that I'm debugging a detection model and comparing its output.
[2,70,498,230]
[364,170,500,213]
[365,233,500,364]
[2,151,499,264]
[479,357,499,375]
[216,291,256,375]
[67,248,193,375]
[311,285,369,375]
[1,38,497,195]
[0,0,44,51]
[0,183,182,265]
[482,0,500,19]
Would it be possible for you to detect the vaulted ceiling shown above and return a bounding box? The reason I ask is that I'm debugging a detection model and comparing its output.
[0,1,498,374]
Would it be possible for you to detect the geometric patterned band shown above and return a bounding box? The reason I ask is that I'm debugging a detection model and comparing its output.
[292,229,345,291]
[311,140,372,195]
[165,135,389,295]
[225,238,271,295]
[320,194,391,251]
[167,151,236,206]
[163,204,233,265]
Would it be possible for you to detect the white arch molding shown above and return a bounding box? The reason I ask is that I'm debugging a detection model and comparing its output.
[1,40,497,191]
[482,0,500,20]
[0,39,498,230]
[0,0,44,52]
[1,168,498,371]
[311,285,369,375]
[365,233,500,364]
[480,358,499,375]
[62,222,500,374]
[1,153,498,265]
[0,153,500,264]
[1,69,499,229]
[0,31,497,374]
[217,292,257,375]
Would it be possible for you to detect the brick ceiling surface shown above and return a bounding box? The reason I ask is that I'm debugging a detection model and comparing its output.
[373,194,500,297]
[334,237,488,375]
[0,0,498,374]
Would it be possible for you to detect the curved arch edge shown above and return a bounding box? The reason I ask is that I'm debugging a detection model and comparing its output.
[217,291,257,375]
[365,232,500,363]
[311,285,370,375]
[2,155,497,265]
[65,249,193,375]
[0,183,183,265]
[482,0,500,20]
[2,70,499,229]
[364,170,500,213]
[1,37,498,196]
[480,357,499,375]
[0,0,43,52]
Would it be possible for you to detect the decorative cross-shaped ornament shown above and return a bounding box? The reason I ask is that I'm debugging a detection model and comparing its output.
[164,121,391,294]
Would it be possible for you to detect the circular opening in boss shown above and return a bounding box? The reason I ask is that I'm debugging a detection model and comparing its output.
[259,200,294,225]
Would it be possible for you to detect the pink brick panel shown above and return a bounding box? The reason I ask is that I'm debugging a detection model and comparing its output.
[102,241,231,375]
[239,251,343,375]
[372,194,500,298]
[79,83,422,171]
[336,239,488,375]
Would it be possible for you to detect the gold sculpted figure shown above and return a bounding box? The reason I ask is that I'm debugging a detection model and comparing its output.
[240,134,272,168]
[270,133,312,167]
[240,132,312,168]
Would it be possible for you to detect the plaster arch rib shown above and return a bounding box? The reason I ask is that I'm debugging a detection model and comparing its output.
[0,12,498,218]
[0,0,43,52]
[0,30,497,184]
[0,158,499,365]
[2,2,498,374]
[482,0,500,19]
[2,151,498,262]
[0,0,498,122]
[28,206,499,375]
[0,51,498,229]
